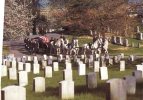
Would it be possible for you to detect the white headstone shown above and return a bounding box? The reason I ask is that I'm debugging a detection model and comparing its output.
[24,63,31,72]
[136,64,143,71]
[18,71,28,86]
[45,66,52,78]
[63,69,73,81]
[1,65,7,77]
[94,61,100,72]
[8,68,17,80]
[33,60,39,64]
[137,26,140,33]
[136,64,143,77]
[100,67,108,80]
[48,56,53,65]
[18,62,24,71]
[41,60,47,69]
[123,76,136,94]
[106,78,127,100]
[140,32,143,40]
[65,62,72,70]
[11,60,17,68]
[33,77,45,92]
[120,61,125,71]
[59,80,74,99]
[132,70,143,82]
[78,63,86,75]
[119,37,123,45]
[22,58,26,63]
[13,57,16,61]
[86,72,97,89]
[1,85,26,100]
[53,62,59,71]
[27,56,32,61]
[33,64,40,74]
[124,39,129,47]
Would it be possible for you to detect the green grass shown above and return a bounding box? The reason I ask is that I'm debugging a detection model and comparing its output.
[2,45,10,55]
[109,38,143,56]
[1,59,143,100]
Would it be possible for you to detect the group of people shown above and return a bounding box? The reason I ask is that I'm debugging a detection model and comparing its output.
[25,34,79,55]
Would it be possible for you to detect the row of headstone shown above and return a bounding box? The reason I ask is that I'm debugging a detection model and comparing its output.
[111,36,142,47]
[1,62,60,80]
[106,66,143,100]
[2,72,141,100]
[111,36,123,45]
[2,56,142,100]
[1,77,46,100]
[3,54,55,64]
[2,53,137,83]
[61,61,140,99]
[112,36,142,48]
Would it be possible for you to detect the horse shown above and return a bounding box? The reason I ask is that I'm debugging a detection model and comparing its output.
[70,38,79,56]
[102,38,109,54]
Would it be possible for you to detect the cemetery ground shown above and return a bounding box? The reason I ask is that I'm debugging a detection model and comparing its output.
[1,34,143,100]
[1,58,143,100]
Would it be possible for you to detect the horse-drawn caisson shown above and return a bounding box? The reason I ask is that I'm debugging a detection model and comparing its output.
[24,35,50,54]
[24,34,109,56]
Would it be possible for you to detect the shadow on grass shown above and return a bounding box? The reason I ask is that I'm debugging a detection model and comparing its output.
[75,82,106,96]
[44,87,59,97]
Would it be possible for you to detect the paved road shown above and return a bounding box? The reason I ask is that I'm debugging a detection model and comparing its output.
[3,33,61,57]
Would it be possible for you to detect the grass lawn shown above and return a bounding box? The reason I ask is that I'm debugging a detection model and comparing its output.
[109,38,143,56]
[1,59,143,100]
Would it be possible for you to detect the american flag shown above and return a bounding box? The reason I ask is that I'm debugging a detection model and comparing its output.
[39,36,49,43]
